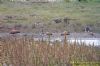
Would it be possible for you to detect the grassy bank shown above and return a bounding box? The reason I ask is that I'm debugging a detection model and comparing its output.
[0,1,100,23]
[0,1,100,32]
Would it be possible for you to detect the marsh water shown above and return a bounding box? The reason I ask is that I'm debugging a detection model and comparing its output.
[0,32,100,46]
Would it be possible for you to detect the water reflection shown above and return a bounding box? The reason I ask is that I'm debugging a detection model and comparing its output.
[0,33,100,46]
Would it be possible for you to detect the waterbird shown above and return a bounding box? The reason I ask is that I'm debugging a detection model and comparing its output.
[9,29,20,34]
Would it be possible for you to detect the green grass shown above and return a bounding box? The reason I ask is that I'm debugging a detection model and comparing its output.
[0,1,100,24]
[71,62,100,66]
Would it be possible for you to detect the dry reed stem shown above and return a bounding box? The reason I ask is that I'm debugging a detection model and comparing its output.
[0,36,98,66]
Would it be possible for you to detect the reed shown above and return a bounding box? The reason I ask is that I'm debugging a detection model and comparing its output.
[0,35,99,66]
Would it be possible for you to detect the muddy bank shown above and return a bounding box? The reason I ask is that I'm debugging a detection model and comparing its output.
[0,22,100,33]
[0,14,100,33]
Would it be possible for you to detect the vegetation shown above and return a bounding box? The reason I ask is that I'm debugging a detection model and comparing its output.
[0,35,100,66]
[0,0,100,32]
[0,0,100,66]
[71,62,100,66]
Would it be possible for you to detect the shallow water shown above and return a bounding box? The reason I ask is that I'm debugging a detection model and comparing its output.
[0,33,100,46]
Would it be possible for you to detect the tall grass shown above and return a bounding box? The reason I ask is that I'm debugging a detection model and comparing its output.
[0,35,99,66]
